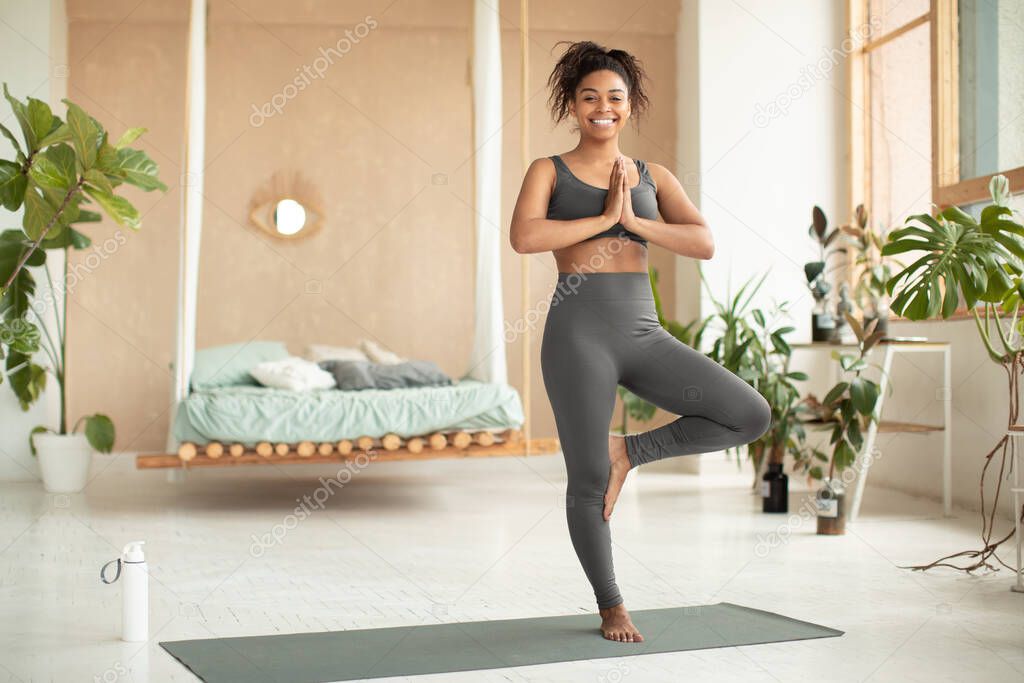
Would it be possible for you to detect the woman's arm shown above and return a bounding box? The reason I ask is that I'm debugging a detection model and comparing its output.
[621,162,714,260]
[509,158,623,254]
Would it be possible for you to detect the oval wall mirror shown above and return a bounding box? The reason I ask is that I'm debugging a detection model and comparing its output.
[249,171,324,241]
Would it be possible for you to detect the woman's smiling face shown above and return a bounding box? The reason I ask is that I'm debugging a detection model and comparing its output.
[569,69,631,138]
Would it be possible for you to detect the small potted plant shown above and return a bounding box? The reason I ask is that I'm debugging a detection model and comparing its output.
[805,206,846,342]
[0,84,166,492]
[840,204,901,336]
[803,312,884,534]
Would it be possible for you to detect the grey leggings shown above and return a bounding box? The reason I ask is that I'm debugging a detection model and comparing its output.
[540,271,772,610]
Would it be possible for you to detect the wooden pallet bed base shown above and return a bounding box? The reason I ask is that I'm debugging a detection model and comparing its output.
[136,429,559,470]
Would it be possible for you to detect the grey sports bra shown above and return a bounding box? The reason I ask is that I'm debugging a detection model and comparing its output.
[546,154,659,247]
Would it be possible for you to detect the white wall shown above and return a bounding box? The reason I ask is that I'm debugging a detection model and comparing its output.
[694,0,848,333]
[0,0,67,482]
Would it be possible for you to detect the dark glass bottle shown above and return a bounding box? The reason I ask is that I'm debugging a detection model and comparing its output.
[762,462,788,513]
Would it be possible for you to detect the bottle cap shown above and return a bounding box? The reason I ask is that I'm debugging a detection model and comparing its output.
[123,541,146,563]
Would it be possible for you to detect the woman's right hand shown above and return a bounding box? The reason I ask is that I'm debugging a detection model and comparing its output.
[602,157,624,225]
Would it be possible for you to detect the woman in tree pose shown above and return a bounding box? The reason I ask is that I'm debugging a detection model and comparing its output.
[509,40,771,642]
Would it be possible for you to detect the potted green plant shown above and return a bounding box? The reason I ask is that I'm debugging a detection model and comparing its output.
[801,312,884,534]
[695,269,824,501]
[740,298,825,513]
[0,84,167,492]
[881,175,1024,572]
[840,203,902,336]
[806,206,847,342]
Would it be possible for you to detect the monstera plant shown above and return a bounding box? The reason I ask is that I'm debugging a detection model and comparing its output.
[0,83,166,491]
[881,175,1023,574]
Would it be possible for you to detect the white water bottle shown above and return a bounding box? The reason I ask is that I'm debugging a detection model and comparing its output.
[100,541,149,642]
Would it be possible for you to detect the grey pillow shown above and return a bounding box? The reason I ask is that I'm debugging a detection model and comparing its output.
[318,359,453,391]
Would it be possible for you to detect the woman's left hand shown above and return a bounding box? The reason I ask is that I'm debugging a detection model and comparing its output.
[618,157,638,231]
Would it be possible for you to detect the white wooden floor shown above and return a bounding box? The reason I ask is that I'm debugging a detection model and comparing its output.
[1,451,1022,682]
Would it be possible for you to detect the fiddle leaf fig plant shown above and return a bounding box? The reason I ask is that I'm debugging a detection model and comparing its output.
[0,83,167,454]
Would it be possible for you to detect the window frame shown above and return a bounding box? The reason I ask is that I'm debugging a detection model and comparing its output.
[851,0,1024,210]
[848,0,1023,320]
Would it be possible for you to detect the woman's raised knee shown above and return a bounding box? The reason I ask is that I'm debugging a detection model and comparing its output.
[736,391,772,441]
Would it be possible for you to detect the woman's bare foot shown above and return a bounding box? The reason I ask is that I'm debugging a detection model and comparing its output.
[599,603,644,642]
[604,433,633,521]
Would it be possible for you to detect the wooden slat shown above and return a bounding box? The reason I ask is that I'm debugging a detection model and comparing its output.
[137,437,560,469]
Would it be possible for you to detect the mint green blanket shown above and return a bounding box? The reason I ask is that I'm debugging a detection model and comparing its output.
[172,379,524,446]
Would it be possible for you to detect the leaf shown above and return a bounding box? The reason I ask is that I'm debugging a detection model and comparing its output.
[990,174,1009,206]
[786,371,809,381]
[114,127,147,149]
[805,261,825,283]
[83,185,140,229]
[0,120,23,156]
[939,205,977,227]
[83,414,115,452]
[28,425,49,456]
[823,382,848,406]
[26,97,59,148]
[863,330,886,352]
[850,377,879,416]
[112,148,167,192]
[6,350,46,410]
[3,83,38,150]
[21,183,52,241]
[0,159,27,211]
[84,168,113,195]
[0,318,39,355]
[62,98,101,170]
[812,206,827,239]
[21,179,79,241]
[37,122,71,149]
[40,226,91,250]
[833,439,857,471]
[28,143,77,191]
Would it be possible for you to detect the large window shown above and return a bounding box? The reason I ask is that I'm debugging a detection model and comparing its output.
[849,0,1024,319]
[850,0,1024,214]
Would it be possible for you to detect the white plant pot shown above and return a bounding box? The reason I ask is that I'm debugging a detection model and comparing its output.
[35,432,93,493]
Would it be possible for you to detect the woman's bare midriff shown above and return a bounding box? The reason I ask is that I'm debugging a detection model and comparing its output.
[553,235,648,274]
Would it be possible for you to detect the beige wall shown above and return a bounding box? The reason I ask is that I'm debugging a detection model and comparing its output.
[64,0,680,452]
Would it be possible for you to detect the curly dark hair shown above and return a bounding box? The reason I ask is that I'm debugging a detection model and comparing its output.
[546,40,651,130]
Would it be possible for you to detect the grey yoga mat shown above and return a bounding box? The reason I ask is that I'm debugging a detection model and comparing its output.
[160,602,843,682]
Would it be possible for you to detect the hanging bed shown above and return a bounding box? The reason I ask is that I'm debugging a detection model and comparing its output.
[135,0,555,472]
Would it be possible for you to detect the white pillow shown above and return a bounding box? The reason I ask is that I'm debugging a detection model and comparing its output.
[305,343,369,363]
[250,356,337,391]
[360,338,404,365]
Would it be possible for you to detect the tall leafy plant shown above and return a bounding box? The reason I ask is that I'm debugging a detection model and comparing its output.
[742,298,826,487]
[698,269,822,475]
[0,83,167,453]
[881,175,1023,574]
